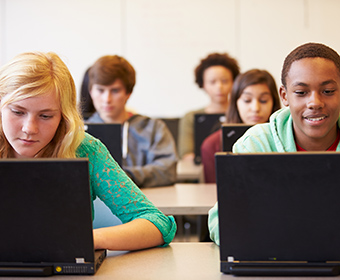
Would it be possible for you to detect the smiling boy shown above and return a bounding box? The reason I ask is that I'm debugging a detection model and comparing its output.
[209,42,340,245]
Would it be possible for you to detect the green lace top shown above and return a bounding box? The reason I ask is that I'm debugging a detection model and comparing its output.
[76,133,177,245]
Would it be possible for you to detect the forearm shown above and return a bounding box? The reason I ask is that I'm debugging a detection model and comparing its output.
[93,219,164,251]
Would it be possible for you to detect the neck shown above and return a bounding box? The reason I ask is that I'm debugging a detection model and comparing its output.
[294,125,339,151]
[101,110,130,124]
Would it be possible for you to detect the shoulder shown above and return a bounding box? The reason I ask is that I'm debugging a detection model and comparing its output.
[202,130,221,148]
[233,108,293,153]
[233,122,273,153]
[86,112,104,123]
[76,133,107,157]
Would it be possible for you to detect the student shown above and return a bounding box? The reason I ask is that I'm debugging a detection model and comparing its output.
[208,42,340,245]
[86,55,178,188]
[201,69,281,183]
[0,51,176,251]
[178,53,240,160]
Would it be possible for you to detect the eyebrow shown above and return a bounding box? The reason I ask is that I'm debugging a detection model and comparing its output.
[10,104,60,113]
[292,80,337,87]
[241,91,271,96]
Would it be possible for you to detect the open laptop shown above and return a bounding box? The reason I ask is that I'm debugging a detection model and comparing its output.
[221,123,252,152]
[216,152,340,276]
[194,113,225,164]
[0,158,106,276]
[84,123,122,166]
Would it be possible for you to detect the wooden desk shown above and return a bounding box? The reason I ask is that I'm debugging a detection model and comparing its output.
[176,159,204,183]
[142,183,217,215]
[4,243,336,279]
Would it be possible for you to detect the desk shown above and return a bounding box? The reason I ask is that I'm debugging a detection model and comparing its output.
[4,243,336,279]
[142,183,216,215]
[176,159,204,183]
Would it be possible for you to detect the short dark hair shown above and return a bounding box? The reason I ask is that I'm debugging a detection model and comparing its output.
[88,55,136,93]
[194,53,240,88]
[226,69,281,123]
[281,42,340,88]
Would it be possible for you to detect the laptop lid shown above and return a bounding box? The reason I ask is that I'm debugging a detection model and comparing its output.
[221,123,252,152]
[0,158,106,276]
[85,123,122,166]
[216,152,340,276]
[194,113,225,164]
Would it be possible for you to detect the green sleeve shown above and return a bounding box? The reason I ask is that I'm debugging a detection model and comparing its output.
[77,133,177,246]
[208,202,220,246]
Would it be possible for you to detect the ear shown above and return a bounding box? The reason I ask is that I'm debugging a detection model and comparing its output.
[279,86,289,107]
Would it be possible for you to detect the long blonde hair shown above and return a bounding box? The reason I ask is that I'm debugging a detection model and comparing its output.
[0,51,85,158]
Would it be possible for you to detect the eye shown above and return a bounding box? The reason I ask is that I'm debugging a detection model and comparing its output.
[260,99,269,104]
[111,88,121,94]
[40,114,53,120]
[241,98,251,103]
[323,89,335,95]
[294,90,307,96]
[11,109,24,116]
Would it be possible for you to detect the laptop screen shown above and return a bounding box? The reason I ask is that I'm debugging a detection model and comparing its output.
[194,113,225,164]
[84,123,122,166]
[221,124,252,152]
[0,158,104,276]
[216,152,340,275]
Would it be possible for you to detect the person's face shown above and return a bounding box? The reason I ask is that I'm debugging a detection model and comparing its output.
[1,91,62,158]
[90,79,131,123]
[280,57,340,149]
[236,83,274,125]
[202,66,233,105]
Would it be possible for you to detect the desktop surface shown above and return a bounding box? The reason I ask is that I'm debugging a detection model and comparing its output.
[2,243,336,280]
[141,183,216,215]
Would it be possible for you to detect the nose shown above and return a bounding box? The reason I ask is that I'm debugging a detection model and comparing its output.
[251,100,260,112]
[102,90,112,103]
[22,116,38,135]
[215,80,223,91]
[307,92,324,109]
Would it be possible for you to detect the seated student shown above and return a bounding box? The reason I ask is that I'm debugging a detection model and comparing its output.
[0,51,176,251]
[208,42,340,245]
[178,53,240,160]
[201,69,281,183]
[86,55,178,188]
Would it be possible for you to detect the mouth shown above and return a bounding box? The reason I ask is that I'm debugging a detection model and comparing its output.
[303,115,327,122]
[20,139,38,144]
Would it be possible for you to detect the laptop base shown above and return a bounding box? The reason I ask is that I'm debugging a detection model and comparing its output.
[222,262,340,276]
[0,266,53,276]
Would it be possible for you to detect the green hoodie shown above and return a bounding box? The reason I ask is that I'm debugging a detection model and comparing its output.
[208,107,340,245]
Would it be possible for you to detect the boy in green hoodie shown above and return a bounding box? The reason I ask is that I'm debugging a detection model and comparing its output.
[209,42,340,245]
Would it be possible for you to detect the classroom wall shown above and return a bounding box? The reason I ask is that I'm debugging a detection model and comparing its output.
[1,0,340,118]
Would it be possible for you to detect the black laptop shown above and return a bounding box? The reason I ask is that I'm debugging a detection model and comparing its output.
[216,152,340,276]
[0,158,106,276]
[84,123,122,166]
[194,113,225,164]
[221,123,252,152]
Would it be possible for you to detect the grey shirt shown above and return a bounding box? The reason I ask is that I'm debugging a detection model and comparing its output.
[87,112,178,188]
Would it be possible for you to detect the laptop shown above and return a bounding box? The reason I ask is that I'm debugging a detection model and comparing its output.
[0,158,106,276]
[221,123,252,152]
[84,123,122,166]
[216,152,340,276]
[194,113,225,164]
